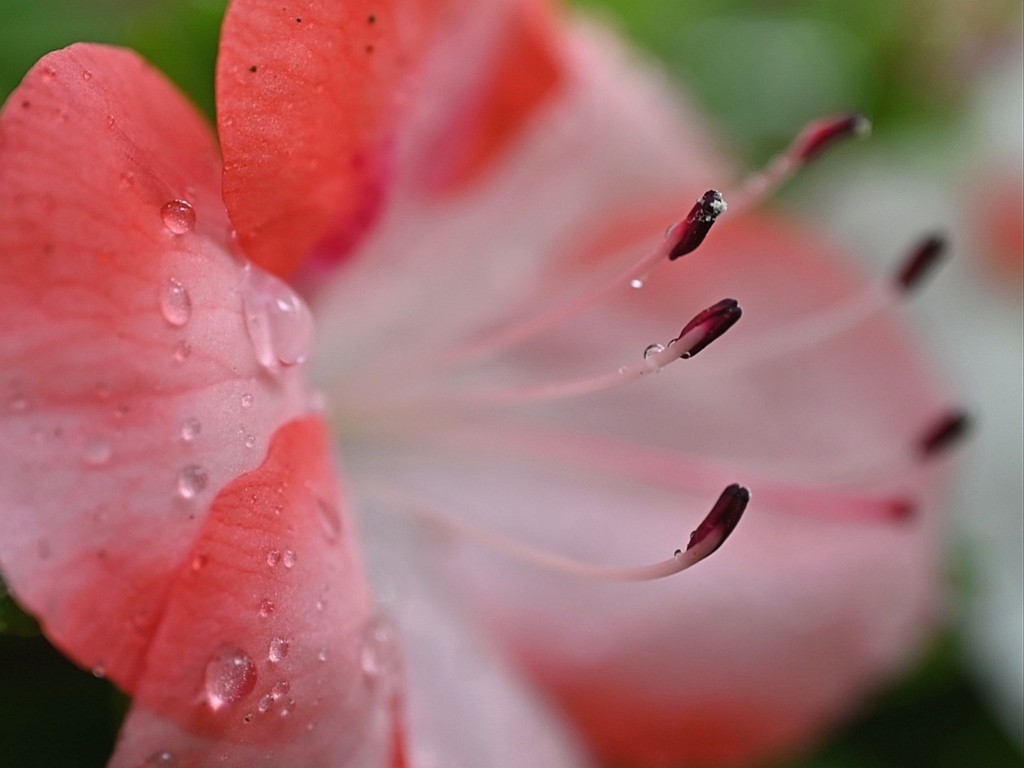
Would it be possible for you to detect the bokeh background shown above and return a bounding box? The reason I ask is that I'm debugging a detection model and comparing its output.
[0,1,1020,766]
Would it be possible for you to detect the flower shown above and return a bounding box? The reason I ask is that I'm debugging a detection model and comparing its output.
[0,1,960,767]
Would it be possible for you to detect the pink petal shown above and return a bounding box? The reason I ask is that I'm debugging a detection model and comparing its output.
[109,418,389,768]
[0,45,390,764]
[216,0,492,278]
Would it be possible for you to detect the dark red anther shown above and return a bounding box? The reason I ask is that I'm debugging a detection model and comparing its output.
[668,190,727,260]
[672,298,742,358]
[895,233,947,293]
[686,484,751,555]
[918,410,972,458]
[794,112,871,163]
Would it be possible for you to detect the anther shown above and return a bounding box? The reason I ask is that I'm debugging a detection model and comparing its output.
[793,112,871,163]
[918,409,972,458]
[671,298,743,358]
[668,190,727,260]
[685,483,750,559]
[895,233,947,294]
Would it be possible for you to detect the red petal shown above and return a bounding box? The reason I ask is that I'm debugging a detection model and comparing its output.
[422,0,564,192]
[109,418,391,767]
[0,45,310,689]
[217,0,450,278]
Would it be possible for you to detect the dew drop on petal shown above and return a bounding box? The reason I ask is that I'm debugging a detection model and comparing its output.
[177,464,208,499]
[258,694,274,713]
[258,599,275,618]
[360,616,399,686]
[242,266,314,369]
[160,279,192,327]
[317,649,328,663]
[173,340,192,363]
[316,497,342,542]
[161,199,196,235]
[268,637,290,663]
[240,393,254,408]
[266,549,281,567]
[271,680,290,700]
[180,418,201,443]
[282,549,297,569]
[630,278,645,289]
[643,343,666,360]
[82,434,111,465]
[204,646,257,711]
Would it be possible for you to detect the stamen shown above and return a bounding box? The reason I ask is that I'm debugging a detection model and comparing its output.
[918,409,972,458]
[668,190,728,261]
[682,484,750,560]
[412,422,917,524]
[453,299,742,405]
[895,233,946,293]
[368,484,749,582]
[731,112,872,213]
[793,112,872,163]
[685,234,949,377]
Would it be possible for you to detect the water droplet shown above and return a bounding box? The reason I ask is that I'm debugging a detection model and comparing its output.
[161,199,196,235]
[643,343,666,360]
[266,549,281,567]
[268,637,290,663]
[316,497,342,542]
[40,67,57,83]
[240,393,254,408]
[317,649,328,662]
[279,699,296,717]
[119,171,135,188]
[180,418,201,442]
[242,266,314,369]
[83,434,112,465]
[204,646,257,711]
[137,751,177,768]
[82,70,93,80]
[191,553,208,571]
[271,680,290,700]
[630,277,645,289]
[617,366,628,375]
[282,549,296,568]
[360,616,399,685]
[91,664,106,678]
[106,115,115,130]
[258,599,275,618]
[244,433,256,449]
[160,279,192,327]
[173,340,191,362]
[177,464,208,499]
[258,694,274,713]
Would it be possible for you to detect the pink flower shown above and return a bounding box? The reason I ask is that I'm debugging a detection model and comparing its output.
[0,1,960,766]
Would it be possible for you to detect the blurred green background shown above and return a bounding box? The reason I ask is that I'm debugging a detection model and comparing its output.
[0,1,1021,766]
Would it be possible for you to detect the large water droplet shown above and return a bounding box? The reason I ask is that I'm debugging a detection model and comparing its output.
[282,549,297,569]
[83,434,112,465]
[242,266,314,369]
[268,637,290,663]
[316,497,342,542]
[177,464,208,499]
[204,646,257,711]
[161,199,196,235]
[160,279,192,327]
[180,418,201,443]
